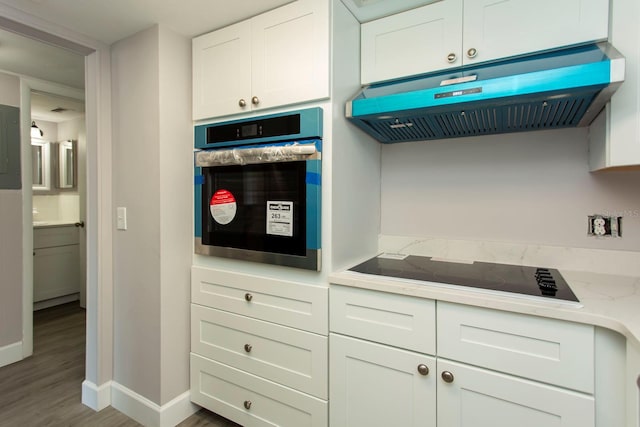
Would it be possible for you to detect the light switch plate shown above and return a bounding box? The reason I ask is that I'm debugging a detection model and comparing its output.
[117,207,127,230]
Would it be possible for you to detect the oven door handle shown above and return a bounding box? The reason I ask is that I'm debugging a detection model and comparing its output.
[195,143,318,167]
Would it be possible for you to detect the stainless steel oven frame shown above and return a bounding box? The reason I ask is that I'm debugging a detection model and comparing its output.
[194,108,323,270]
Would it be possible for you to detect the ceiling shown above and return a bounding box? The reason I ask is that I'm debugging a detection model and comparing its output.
[0,0,294,45]
[0,0,295,122]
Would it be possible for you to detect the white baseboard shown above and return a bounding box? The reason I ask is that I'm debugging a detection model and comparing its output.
[34,293,80,311]
[82,380,112,411]
[0,341,23,368]
[111,382,198,427]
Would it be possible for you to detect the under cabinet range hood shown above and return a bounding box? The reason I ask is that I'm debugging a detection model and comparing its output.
[346,43,625,143]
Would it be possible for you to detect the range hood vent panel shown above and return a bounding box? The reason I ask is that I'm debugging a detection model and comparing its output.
[347,43,624,143]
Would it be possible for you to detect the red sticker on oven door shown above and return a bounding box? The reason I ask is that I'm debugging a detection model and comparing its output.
[210,189,237,225]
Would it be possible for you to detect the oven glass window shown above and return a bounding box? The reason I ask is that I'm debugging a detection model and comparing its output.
[201,161,307,256]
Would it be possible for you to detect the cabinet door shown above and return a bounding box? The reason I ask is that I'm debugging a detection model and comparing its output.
[589,0,640,170]
[361,0,463,84]
[437,359,595,427]
[463,0,609,66]
[330,334,436,427]
[192,20,252,120]
[250,0,329,111]
[33,244,80,302]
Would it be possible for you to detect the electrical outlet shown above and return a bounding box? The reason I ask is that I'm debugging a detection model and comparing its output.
[588,215,621,237]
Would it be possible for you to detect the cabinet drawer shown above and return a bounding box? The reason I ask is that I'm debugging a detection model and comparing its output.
[437,302,594,393]
[330,285,436,354]
[191,304,328,399]
[34,226,78,248]
[191,353,328,427]
[192,266,328,334]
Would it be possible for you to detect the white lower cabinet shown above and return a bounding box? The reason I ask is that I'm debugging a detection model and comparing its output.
[329,285,598,427]
[437,359,594,427]
[329,334,436,427]
[190,266,328,427]
[191,354,328,427]
[33,225,80,302]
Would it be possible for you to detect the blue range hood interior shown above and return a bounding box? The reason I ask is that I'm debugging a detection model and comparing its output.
[346,43,625,143]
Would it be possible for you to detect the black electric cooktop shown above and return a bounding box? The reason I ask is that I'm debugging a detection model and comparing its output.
[349,255,580,303]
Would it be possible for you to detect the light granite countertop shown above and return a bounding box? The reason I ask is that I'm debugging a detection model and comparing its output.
[329,267,640,346]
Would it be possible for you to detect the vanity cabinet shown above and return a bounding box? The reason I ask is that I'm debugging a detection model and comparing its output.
[190,266,328,427]
[361,0,609,84]
[192,0,329,120]
[329,285,598,427]
[33,225,80,302]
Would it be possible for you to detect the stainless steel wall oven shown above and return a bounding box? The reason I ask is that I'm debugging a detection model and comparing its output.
[194,108,322,270]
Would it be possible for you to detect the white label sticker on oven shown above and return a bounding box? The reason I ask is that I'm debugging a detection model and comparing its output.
[210,189,237,225]
[267,201,293,237]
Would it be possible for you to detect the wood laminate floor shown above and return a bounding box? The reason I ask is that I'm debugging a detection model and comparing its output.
[0,302,241,427]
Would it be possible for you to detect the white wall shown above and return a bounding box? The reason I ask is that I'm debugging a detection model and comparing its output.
[0,72,22,351]
[381,127,640,251]
[111,24,192,407]
[111,24,162,404]
[157,25,192,405]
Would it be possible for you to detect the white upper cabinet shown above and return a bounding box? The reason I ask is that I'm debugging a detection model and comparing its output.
[589,0,640,170]
[463,0,608,67]
[193,21,252,120]
[360,0,462,84]
[361,0,609,84]
[193,0,329,120]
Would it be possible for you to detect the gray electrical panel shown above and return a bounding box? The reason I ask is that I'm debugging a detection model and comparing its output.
[0,104,21,189]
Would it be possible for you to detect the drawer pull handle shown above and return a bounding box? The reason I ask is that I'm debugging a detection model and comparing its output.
[447,52,456,63]
[244,400,252,410]
[441,371,455,383]
[244,344,252,353]
[417,364,430,376]
[467,47,478,59]
[245,293,253,302]
[239,99,247,107]
[251,96,260,105]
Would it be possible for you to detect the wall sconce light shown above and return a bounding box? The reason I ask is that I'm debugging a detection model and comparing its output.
[31,121,43,138]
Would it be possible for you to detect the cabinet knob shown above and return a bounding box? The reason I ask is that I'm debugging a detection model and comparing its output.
[251,96,260,105]
[244,400,252,410]
[244,344,252,353]
[244,293,253,302]
[239,99,247,107]
[447,52,457,63]
[417,364,430,376]
[441,371,455,383]
[466,47,478,59]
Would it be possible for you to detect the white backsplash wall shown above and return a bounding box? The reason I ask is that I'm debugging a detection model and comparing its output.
[380,127,640,252]
[33,193,79,221]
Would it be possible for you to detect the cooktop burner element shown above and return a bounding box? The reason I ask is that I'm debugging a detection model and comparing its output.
[349,254,580,303]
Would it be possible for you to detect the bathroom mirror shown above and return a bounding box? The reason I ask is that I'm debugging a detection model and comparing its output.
[31,139,51,192]
[56,140,77,190]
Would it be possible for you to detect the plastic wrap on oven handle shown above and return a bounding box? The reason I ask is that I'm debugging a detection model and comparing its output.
[195,143,318,166]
